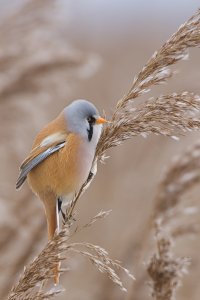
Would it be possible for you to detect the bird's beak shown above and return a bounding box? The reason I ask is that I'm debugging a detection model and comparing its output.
[95,117,108,124]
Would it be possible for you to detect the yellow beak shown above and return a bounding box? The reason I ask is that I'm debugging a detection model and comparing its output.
[95,117,108,124]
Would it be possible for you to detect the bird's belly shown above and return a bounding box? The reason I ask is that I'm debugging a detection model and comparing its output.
[28,137,95,198]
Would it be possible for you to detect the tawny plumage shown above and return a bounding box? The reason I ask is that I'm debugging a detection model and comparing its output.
[16,99,107,284]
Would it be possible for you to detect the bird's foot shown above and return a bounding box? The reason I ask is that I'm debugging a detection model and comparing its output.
[57,197,66,222]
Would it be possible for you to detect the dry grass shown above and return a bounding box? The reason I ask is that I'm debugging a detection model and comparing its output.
[7,8,200,300]
[154,140,200,222]
[127,138,200,300]
[147,224,190,300]
[7,211,134,300]
[146,138,200,300]
[66,9,200,225]
[97,9,200,159]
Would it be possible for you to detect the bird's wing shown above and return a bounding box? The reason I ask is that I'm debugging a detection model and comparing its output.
[16,132,67,189]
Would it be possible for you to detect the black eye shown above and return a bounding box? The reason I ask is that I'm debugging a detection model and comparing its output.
[87,116,95,124]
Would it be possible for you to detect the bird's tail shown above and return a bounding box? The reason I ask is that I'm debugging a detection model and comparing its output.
[42,192,60,285]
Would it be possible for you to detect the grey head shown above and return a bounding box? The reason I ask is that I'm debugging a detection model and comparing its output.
[64,99,105,144]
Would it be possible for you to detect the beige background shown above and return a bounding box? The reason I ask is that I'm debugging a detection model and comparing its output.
[0,1,200,299]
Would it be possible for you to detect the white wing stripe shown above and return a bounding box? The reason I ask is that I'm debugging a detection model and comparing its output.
[16,142,65,189]
[40,132,66,147]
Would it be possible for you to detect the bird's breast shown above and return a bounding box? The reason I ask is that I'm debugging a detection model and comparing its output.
[28,134,95,197]
[77,138,96,183]
[51,135,94,195]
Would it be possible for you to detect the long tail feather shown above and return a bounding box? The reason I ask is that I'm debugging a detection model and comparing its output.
[42,192,60,284]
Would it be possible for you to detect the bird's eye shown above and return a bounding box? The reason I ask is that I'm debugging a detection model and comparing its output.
[87,116,95,124]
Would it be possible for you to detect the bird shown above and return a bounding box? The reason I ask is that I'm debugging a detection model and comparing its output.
[16,99,107,284]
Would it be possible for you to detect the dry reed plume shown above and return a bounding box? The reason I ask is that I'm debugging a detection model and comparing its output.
[147,224,190,300]
[8,8,200,300]
[127,139,200,300]
[155,140,200,223]
[8,211,134,300]
[153,138,200,243]
[146,139,200,300]
[96,9,200,159]
[67,9,200,223]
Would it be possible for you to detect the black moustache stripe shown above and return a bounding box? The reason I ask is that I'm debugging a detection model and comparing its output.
[87,123,93,141]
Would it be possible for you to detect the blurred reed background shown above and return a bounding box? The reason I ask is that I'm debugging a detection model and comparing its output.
[0,0,200,299]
